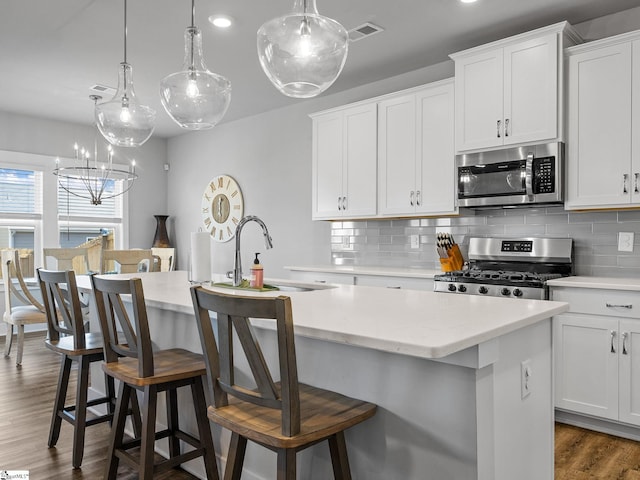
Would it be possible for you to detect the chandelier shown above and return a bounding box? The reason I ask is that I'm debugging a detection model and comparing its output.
[55,95,138,206]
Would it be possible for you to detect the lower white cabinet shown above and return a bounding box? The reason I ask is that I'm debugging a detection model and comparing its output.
[287,270,355,286]
[354,275,433,291]
[552,286,640,426]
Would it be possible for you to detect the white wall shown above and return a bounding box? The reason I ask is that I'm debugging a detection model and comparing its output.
[0,111,169,248]
[166,61,454,278]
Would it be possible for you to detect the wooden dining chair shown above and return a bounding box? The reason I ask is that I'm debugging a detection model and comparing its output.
[190,287,377,480]
[91,275,219,480]
[43,247,93,274]
[151,247,175,272]
[100,249,158,274]
[37,268,140,469]
[1,249,47,365]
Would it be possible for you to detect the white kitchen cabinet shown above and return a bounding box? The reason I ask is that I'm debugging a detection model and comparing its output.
[378,80,457,217]
[565,31,640,210]
[311,103,377,220]
[552,286,640,426]
[451,22,580,153]
[287,270,355,286]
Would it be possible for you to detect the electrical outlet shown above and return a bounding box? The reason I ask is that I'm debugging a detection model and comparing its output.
[521,359,532,399]
[342,236,350,248]
[410,235,420,249]
[618,232,634,252]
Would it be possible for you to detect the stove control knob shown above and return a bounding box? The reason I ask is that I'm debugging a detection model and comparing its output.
[512,288,523,297]
[478,286,488,295]
[448,283,457,292]
[501,287,511,296]
[458,284,467,293]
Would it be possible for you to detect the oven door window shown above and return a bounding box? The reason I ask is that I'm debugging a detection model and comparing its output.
[458,160,526,198]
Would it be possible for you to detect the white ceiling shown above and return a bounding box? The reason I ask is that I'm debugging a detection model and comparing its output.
[1,0,638,138]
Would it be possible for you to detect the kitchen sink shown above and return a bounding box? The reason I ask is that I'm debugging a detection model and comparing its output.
[210,280,335,293]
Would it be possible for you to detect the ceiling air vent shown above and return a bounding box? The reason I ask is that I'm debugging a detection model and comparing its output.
[348,22,384,42]
[89,84,116,96]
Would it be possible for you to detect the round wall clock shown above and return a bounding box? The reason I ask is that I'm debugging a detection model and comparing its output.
[201,174,244,242]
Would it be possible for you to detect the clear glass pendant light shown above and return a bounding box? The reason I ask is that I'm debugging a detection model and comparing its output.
[257,0,348,98]
[160,0,231,130]
[95,0,156,147]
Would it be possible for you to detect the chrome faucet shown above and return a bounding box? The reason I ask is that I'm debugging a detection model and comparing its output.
[233,215,273,286]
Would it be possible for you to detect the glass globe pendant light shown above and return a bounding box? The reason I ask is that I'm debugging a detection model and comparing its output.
[95,0,156,147]
[160,0,231,130]
[257,0,348,98]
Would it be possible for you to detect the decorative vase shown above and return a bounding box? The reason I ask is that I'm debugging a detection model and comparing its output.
[152,215,171,248]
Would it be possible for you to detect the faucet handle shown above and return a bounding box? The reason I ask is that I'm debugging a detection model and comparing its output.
[225,270,234,279]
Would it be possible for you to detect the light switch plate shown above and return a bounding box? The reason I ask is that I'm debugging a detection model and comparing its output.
[618,232,634,252]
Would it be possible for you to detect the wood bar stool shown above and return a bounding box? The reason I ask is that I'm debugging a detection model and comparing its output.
[37,268,138,469]
[91,275,219,480]
[43,247,93,274]
[190,287,377,480]
[100,249,158,274]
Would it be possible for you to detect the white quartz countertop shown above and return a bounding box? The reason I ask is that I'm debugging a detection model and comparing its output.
[79,271,568,360]
[284,264,441,279]
[547,276,640,291]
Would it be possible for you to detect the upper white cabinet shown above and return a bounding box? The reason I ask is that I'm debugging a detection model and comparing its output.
[565,31,640,210]
[311,103,377,220]
[451,22,581,153]
[378,80,457,217]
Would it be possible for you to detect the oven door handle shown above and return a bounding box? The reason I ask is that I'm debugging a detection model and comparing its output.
[525,153,534,197]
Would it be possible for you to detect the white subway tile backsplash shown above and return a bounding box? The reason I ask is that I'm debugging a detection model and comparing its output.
[330,208,640,275]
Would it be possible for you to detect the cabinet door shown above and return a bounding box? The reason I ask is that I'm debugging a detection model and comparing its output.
[503,33,558,145]
[343,104,377,218]
[632,40,640,204]
[378,94,417,216]
[415,82,457,215]
[554,314,618,420]
[312,112,344,219]
[618,319,640,426]
[454,49,503,152]
[566,42,632,209]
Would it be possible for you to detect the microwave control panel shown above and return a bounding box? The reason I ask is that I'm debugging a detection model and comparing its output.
[533,156,555,194]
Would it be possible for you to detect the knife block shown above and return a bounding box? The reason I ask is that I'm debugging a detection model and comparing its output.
[439,244,464,272]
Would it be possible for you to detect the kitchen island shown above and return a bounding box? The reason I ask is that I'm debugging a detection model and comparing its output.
[80,271,568,480]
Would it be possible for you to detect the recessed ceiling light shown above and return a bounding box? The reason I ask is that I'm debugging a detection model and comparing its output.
[209,14,233,28]
[460,0,477,3]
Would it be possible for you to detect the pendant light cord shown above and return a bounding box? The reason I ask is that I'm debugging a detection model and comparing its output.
[123,0,128,64]
[190,0,196,70]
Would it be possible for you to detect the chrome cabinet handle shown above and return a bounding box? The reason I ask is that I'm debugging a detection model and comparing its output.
[611,330,617,353]
[342,196,347,211]
[314,280,327,283]
[497,120,501,138]
[416,190,421,206]
[337,196,342,210]
[410,191,414,206]
[623,332,629,355]
[386,286,401,289]
[504,118,510,137]
[623,174,629,194]
[606,303,633,309]
[635,173,639,194]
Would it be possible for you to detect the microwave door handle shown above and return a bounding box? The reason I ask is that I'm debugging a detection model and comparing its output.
[525,153,534,197]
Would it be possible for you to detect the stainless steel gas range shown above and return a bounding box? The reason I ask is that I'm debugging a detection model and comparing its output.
[433,237,573,300]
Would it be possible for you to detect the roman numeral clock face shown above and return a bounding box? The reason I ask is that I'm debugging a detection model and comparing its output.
[201,175,244,242]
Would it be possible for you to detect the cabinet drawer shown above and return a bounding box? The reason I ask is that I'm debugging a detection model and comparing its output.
[288,271,355,286]
[355,275,434,291]
[551,287,640,319]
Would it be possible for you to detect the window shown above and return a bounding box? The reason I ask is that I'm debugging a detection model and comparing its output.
[0,150,129,276]
[0,167,43,276]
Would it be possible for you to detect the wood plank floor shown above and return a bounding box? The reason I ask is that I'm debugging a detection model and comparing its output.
[0,333,200,479]
[4,334,640,479]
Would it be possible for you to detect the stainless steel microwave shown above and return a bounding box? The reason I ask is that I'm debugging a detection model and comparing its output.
[456,142,564,208]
